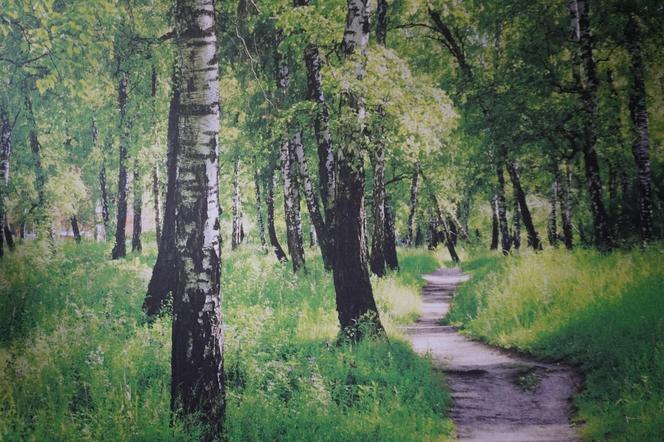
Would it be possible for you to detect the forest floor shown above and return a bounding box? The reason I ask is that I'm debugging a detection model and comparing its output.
[405,267,580,442]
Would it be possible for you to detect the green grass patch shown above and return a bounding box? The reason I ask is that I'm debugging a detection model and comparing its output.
[0,241,452,441]
[448,246,664,441]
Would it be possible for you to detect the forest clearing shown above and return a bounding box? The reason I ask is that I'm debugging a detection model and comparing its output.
[1,0,663,441]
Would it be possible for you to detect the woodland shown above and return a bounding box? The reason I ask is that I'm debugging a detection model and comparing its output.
[0,0,663,441]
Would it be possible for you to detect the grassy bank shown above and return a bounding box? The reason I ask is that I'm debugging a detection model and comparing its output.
[447,247,664,441]
[0,241,451,441]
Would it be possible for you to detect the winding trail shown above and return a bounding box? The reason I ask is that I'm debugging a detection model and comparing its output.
[404,267,580,442]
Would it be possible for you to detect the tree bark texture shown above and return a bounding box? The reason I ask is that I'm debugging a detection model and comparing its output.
[496,163,511,255]
[170,0,224,435]
[0,109,14,254]
[384,195,399,270]
[253,166,267,253]
[406,163,419,246]
[559,164,574,250]
[132,158,142,253]
[291,131,331,268]
[112,71,129,259]
[490,196,499,250]
[70,216,82,243]
[506,161,542,250]
[143,87,180,316]
[626,15,654,244]
[548,170,559,247]
[266,168,289,262]
[333,0,384,340]
[569,0,611,250]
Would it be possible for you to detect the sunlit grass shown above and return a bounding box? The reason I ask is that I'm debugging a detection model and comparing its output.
[0,241,453,441]
[448,246,664,441]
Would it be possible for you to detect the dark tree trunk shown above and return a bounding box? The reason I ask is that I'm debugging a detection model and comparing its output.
[606,70,625,241]
[415,225,424,247]
[421,171,460,263]
[559,164,574,250]
[428,220,439,250]
[231,158,242,250]
[369,142,386,277]
[170,1,224,436]
[548,169,559,247]
[266,166,288,262]
[3,223,14,250]
[506,161,542,250]
[112,71,129,260]
[406,163,419,246]
[376,0,388,45]
[132,159,142,253]
[626,15,654,245]
[333,0,384,341]
[490,196,499,250]
[569,0,611,250]
[512,193,521,250]
[70,216,82,243]
[253,166,267,253]
[152,165,161,248]
[384,196,399,270]
[291,131,331,268]
[99,161,110,238]
[1,109,13,254]
[143,86,180,317]
[496,163,511,255]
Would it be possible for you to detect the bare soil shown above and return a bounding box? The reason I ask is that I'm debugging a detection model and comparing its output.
[403,267,581,442]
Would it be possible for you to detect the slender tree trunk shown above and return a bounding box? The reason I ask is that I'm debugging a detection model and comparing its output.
[334,0,384,340]
[548,169,559,247]
[231,158,242,250]
[95,199,106,242]
[253,166,267,253]
[143,84,180,316]
[496,163,511,255]
[170,1,224,435]
[99,162,110,238]
[25,95,52,245]
[112,71,129,259]
[569,0,611,250]
[132,158,142,252]
[309,225,317,247]
[369,142,386,277]
[490,196,499,250]
[384,196,399,270]
[626,15,654,245]
[415,225,424,246]
[266,167,288,262]
[406,163,419,246]
[291,131,331,267]
[512,193,521,250]
[0,109,13,254]
[506,161,542,250]
[70,216,82,243]
[559,164,574,250]
[152,165,161,248]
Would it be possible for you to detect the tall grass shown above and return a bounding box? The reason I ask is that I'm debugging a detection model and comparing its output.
[447,247,664,441]
[0,241,452,441]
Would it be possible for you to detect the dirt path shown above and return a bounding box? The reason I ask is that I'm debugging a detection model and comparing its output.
[403,267,580,442]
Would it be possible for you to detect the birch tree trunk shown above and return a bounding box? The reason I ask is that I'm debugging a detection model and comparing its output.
[170,0,224,434]
[406,163,419,246]
[266,166,288,262]
[231,158,242,250]
[253,166,267,253]
[568,0,610,250]
[112,71,129,260]
[490,196,499,250]
[548,169,559,247]
[291,131,331,268]
[334,0,384,340]
[143,86,180,316]
[70,216,82,243]
[369,142,386,277]
[0,109,14,254]
[559,164,574,250]
[626,14,654,245]
[506,161,542,250]
[132,158,142,253]
[152,165,161,248]
[92,120,109,241]
[496,163,511,255]
[512,196,521,250]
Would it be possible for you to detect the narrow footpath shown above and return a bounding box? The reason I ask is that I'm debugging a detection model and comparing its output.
[404,267,580,442]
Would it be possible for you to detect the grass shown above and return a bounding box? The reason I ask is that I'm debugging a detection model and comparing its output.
[447,246,664,441]
[0,239,452,441]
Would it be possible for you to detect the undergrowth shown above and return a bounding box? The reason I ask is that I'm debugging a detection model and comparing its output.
[0,240,452,441]
[447,246,664,441]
